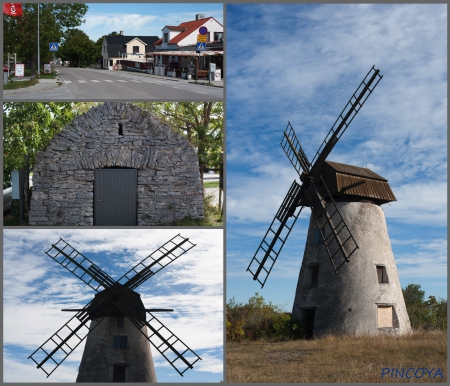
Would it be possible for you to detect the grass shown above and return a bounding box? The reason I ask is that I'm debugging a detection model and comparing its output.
[3,69,56,90]
[175,192,223,226]
[204,181,219,188]
[226,330,447,383]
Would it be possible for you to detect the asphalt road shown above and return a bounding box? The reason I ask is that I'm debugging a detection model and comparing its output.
[59,67,223,100]
[4,66,224,101]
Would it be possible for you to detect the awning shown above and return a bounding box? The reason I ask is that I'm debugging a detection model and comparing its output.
[148,51,223,57]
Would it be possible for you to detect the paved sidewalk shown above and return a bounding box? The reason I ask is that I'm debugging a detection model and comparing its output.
[92,67,224,88]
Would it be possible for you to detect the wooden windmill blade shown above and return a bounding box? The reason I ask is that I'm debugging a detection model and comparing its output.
[309,66,383,177]
[247,180,305,287]
[28,296,115,377]
[304,176,359,273]
[118,234,196,291]
[145,311,202,376]
[45,238,116,291]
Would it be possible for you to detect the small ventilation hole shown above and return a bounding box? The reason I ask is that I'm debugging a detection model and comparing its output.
[118,123,123,136]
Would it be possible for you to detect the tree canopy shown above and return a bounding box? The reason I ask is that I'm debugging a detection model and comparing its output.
[136,102,224,176]
[3,3,88,73]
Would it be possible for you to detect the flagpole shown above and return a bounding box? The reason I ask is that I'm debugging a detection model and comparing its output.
[37,3,40,76]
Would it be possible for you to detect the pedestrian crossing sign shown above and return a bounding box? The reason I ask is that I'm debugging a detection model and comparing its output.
[196,42,206,52]
[49,42,59,52]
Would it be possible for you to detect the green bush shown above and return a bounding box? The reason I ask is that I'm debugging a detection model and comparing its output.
[226,293,307,341]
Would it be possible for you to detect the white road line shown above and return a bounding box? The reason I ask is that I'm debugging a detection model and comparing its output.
[78,80,87,83]
[130,80,140,83]
[104,80,114,82]
[117,80,127,82]
[91,80,101,82]
[65,81,72,84]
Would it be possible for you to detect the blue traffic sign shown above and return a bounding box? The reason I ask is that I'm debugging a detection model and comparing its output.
[196,42,206,52]
[199,26,208,35]
[49,42,59,52]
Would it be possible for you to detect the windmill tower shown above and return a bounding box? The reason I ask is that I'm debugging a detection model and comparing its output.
[29,235,202,382]
[247,66,412,337]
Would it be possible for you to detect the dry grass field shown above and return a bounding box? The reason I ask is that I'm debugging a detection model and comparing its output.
[226,330,447,383]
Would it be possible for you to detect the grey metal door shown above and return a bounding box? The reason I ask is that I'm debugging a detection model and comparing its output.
[94,169,137,226]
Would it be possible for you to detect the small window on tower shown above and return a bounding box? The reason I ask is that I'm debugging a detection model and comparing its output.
[117,317,124,327]
[118,123,123,136]
[314,228,326,245]
[377,305,393,328]
[376,266,389,283]
[113,335,128,349]
[310,265,319,288]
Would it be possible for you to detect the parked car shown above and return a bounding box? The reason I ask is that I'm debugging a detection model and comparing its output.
[3,182,12,212]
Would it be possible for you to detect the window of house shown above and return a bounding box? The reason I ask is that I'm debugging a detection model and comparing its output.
[113,335,128,349]
[132,46,139,54]
[113,365,126,382]
[214,32,223,41]
[117,316,124,327]
[314,228,326,245]
[205,32,211,42]
[164,32,169,43]
[376,266,389,283]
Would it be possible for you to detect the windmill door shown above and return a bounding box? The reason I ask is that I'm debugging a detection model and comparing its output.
[94,169,137,226]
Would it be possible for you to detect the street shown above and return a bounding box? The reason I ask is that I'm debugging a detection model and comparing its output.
[3,66,224,100]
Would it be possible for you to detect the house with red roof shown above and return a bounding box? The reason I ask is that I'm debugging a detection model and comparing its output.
[154,14,223,51]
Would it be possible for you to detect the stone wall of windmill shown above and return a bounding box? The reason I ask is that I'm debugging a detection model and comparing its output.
[28,102,204,225]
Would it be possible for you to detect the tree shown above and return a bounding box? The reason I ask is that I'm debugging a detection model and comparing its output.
[402,284,447,330]
[3,3,88,74]
[60,29,96,67]
[136,102,224,184]
[3,103,76,213]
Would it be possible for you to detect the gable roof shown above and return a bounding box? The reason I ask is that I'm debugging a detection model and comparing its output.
[104,35,160,56]
[162,17,223,45]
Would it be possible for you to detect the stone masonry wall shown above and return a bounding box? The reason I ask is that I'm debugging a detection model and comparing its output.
[29,102,204,225]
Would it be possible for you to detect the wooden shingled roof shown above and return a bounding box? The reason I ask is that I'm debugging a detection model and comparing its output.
[320,161,396,204]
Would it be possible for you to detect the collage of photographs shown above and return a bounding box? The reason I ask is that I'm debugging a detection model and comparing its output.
[2,2,447,384]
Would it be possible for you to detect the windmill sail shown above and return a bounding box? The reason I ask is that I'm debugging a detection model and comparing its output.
[46,239,115,291]
[118,234,196,290]
[247,180,304,287]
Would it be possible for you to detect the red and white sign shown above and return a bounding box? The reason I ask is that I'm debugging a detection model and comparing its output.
[15,63,25,77]
[44,64,51,74]
[3,3,23,17]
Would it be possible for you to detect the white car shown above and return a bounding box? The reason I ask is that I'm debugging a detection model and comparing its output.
[3,182,12,212]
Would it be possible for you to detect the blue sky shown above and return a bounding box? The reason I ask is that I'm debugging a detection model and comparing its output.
[3,229,223,382]
[226,4,447,310]
[80,3,224,42]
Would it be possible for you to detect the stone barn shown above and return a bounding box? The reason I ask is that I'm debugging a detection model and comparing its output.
[28,102,204,226]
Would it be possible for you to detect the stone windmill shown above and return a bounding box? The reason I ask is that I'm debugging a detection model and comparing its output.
[29,235,202,382]
[247,66,412,337]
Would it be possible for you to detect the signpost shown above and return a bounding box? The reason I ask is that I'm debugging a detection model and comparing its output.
[49,42,59,52]
[196,42,206,52]
[44,64,51,74]
[15,63,25,77]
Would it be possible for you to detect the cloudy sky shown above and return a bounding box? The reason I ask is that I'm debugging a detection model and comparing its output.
[3,229,223,382]
[226,4,447,309]
[81,3,223,42]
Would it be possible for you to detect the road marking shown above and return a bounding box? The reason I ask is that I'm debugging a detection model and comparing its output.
[130,80,141,83]
[104,80,114,82]
[65,81,72,84]
[78,80,87,83]
[117,80,127,82]
[91,80,101,82]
